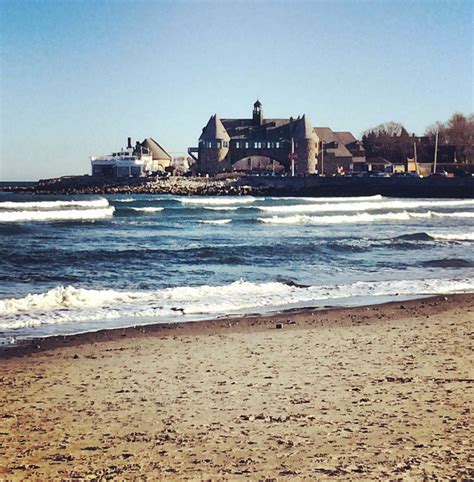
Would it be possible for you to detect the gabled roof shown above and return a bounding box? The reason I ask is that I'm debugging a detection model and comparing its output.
[313,127,353,157]
[200,114,230,142]
[333,131,357,145]
[141,137,172,160]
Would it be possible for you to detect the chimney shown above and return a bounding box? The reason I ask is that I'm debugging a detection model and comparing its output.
[127,137,132,148]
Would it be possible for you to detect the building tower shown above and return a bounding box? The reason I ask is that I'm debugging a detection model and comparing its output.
[294,115,317,175]
[252,99,263,126]
[198,114,231,174]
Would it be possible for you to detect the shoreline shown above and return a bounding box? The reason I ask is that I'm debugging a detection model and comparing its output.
[1,293,469,359]
[1,292,472,479]
[2,174,474,198]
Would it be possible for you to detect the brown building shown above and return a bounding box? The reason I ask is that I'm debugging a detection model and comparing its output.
[189,100,317,175]
[314,128,366,175]
[189,101,366,176]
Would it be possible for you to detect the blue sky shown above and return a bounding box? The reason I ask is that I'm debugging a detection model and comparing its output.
[1,0,472,180]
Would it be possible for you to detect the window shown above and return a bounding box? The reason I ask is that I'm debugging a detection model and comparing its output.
[245,142,249,149]
[267,142,271,148]
[216,141,221,148]
[236,142,240,148]
[223,141,228,148]
[276,142,280,149]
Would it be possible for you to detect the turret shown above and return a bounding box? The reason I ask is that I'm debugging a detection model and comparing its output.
[294,115,317,175]
[252,99,263,126]
[198,114,231,174]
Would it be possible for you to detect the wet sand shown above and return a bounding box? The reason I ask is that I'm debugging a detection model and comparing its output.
[1,294,473,480]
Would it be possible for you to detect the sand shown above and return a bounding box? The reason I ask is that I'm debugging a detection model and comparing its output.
[0,294,473,480]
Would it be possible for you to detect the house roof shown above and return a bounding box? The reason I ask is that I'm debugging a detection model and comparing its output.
[200,114,231,142]
[141,137,172,160]
[313,127,353,157]
[333,131,357,145]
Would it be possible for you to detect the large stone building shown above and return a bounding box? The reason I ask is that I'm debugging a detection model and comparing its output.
[189,100,365,176]
[189,101,318,175]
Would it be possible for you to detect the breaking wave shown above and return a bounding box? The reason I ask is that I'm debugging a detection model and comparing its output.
[1,277,473,330]
[180,196,257,206]
[204,207,239,211]
[429,232,474,241]
[0,206,115,223]
[258,199,474,214]
[0,198,109,210]
[130,207,164,213]
[198,219,232,225]
[269,195,384,202]
[258,211,474,224]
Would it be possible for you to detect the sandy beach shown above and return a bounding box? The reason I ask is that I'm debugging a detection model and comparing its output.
[1,294,473,480]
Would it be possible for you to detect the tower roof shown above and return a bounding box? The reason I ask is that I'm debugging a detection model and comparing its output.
[199,114,230,142]
[254,99,262,108]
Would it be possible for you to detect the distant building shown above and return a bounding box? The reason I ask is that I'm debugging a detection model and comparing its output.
[314,128,366,175]
[91,137,172,178]
[189,100,365,176]
[189,100,318,175]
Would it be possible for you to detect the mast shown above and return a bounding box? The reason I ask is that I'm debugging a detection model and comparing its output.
[433,130,439,174]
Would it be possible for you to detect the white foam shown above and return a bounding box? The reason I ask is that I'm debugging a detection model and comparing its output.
[258,210,474,225]
[198,219,232,225]
[259,211,410,224]
[181,196,257,206]
[204,207,239,211]
[1,277,473,330]
[130,207,164,213]
[430,232,474,241]
[0,198,109,210]
[0,206,115,223]
[114,198,135,203]
[258,199,474,214]
[269,195,384,202]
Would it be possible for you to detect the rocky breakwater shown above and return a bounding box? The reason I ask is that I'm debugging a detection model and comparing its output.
[7,175,268,196]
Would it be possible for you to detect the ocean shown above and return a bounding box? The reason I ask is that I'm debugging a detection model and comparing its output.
[1,192,473,345]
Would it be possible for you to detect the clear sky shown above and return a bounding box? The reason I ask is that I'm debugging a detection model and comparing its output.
[1,0,472,180]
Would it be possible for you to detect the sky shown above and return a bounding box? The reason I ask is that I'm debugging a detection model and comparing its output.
[1,0,472,181]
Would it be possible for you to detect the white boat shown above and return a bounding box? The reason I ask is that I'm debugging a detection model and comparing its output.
[91,138,160,178]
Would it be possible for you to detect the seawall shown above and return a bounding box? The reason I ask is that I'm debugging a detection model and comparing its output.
[2,174,473,198]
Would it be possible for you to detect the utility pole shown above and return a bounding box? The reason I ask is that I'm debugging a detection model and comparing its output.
[413,141,419,174]
[321,141,324,176]
[290,137,295,177]
[433,130,439,174]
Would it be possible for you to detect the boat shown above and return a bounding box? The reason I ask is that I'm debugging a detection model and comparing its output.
[91,137,159,178]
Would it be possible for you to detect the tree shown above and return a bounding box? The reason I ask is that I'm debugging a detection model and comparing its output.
[362,122,413,164]
[425,113,474,163]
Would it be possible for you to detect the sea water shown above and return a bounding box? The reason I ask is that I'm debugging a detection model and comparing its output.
[0,192,473,344]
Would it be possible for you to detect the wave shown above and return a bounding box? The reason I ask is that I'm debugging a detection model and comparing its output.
[204,207,239,211]
[113,198,136,203]
[258,199,474,214]
[198,219,232,225]
[429,232,474,241]
[130,207,164,213]
[420,258,474,268]
[258,211,474,225]
[0,206,115,223]
[1,277,473,330]
[259,212,409,224]
[269,195,384,202]
[180,196,257,206]
[0,198,109,210]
